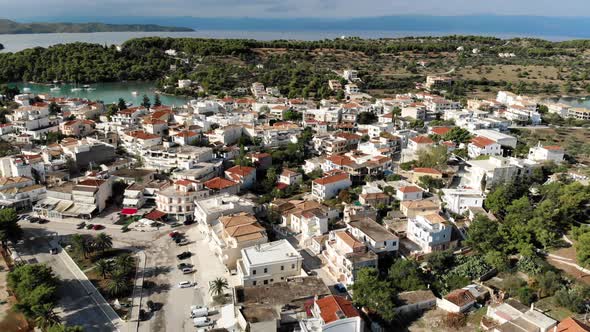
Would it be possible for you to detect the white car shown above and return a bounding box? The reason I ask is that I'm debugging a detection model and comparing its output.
[178,281,194,288]
[182,267,194,274]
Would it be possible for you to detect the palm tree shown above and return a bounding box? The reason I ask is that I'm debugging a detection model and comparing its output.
[70,234,91,259]
[95,259,113,279]
[106,271,131,296]
[93,233,113,254]
[114,254,135,275]
[209,277,229,297]
[32,303,61,330]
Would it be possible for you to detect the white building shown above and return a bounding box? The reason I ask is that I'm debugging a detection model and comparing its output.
[468,136,502,159]
[312,172,352,201]
[473,129,518,149]
[178,79,192,89]
[466,156,538,190]
[407,213,453,253]
[528,143,565,163]
[194,194,257,226]
[236,239,303,287]
[323,230,378,286]
[299,295,364,332]
[396,185,424,201]
[347,218,398,254]
[441,188,484,215]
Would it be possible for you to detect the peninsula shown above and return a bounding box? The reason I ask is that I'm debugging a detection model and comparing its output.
[0,19,194,34]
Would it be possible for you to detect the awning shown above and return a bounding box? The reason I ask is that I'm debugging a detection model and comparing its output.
[144,209,166,221]
[121,208,138,216]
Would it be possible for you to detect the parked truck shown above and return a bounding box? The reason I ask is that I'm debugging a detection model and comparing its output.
[190,306,209,318]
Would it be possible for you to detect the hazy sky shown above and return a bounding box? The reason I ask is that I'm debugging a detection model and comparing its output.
[3,0,588,18]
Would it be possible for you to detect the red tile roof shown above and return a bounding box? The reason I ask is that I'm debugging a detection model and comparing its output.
[326,155,355,166]
[410,136,434,144]
[444,289,475,307]
[144,209,167,220]
[127,130,160,140]
[470,136,497,148]
[398,185,423,193]
[313,172,350,186]
[204,177,238,190]
[316,296,360,324]
[543,145,564,151]
[556,317,590,332]
[78,179,105,187]
[431,127,452,136]
[226,166,255,177]
[413,167,443,175]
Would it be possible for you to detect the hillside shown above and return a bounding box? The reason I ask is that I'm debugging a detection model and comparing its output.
[0,19,193,34]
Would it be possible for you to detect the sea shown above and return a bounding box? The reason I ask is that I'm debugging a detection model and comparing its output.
[0,30,580,53]
[13,82,189,106]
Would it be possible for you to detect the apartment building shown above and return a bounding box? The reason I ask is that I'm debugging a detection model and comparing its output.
[299,295,363,332]
[237,239,303,287]
[208,212,268,269]
[312,171,352,201]
[156,179,207,222]
[225,166,256,190]
[441,188,484,215]
[194,194,257,226]
[567,107,590,120]
[323,230,378,285]
[407,213,453,253]
[347,218,399,254]
[59,119,96,137]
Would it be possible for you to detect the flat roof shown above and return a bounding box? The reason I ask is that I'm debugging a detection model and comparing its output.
[242,239,301,267]
[348,218,398,242]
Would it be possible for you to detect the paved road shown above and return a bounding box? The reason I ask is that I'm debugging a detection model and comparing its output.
[15,229,116,332]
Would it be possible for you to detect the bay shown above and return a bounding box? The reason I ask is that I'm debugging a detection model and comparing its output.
[12,82,189,106]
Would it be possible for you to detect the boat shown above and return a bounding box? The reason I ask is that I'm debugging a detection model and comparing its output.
[22,87,31,93]
[50,86,61,92]
[86,87,96,91]
[131,91,139,96]
[71,88,83,92]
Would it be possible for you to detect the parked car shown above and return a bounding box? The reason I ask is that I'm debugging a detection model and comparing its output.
[177,239,189,246]
[29,217,39,223]
[49,247,58,255]
[193,317,214,327]
[18,215,31,222]
[92,224,104,230]
[38,218,49,224]
[334,283,347,293]
[76,222,86,229]
[183,219,194,226]
[177,262,192,269]
[190,306,209,318]
[86,224,94,229]
[182,267,194,274]
[176,251,191,260]
[178,281,194,288]
[169,231,180,239]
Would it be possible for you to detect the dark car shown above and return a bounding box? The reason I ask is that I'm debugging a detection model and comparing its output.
[76,222,86,229]
[183,219,194,226]
[176,251,191,260]
[86,224,95,229]
[334,283,347,293]
[38,218,49,224]
[29,217,39,223]
[93,224,105,230]
[177,262,192,269]
[49,247,58,255]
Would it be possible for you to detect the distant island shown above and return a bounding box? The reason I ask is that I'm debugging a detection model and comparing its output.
[0,19,194,34]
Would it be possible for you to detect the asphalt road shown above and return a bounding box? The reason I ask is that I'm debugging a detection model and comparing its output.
[15,228,115,332]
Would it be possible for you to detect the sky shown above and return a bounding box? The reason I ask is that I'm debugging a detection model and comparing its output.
[2,0,589,19]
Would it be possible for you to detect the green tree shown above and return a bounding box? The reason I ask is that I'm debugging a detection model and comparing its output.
[8,264,59,319]
[141,95,151,109]
[93,233,113,253]
[70,234,92,259]
[0,208,22,249]
[48,102,61,115]
[418,175,444,191]
[351,268,397,322]
[388,259,426,291]
[357,111,378,124]
[415,145,448,168]
[33,303,61,329]
[517,287,536,306]
[106,270,131,296]
[95,259,113,279]
[154,94,161,107]
[117,98,127,111]
[465,215,504,254]
[575,232,590,269]
[46,324,84,332]
[442,127,473,143]
[114,254,135,275]
[209,277,229,297]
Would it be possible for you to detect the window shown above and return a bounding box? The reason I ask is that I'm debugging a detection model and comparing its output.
[263,268,268,273]
[270,279,274,282]
[291,264,295,269]
[281,265,284,271]
[263,280,268,285]
[281,277,284,280]
[252,269,256,275]
[253,281,257,286]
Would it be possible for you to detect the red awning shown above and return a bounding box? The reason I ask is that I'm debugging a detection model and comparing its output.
[121,208,138,216]
[144,209,167,221]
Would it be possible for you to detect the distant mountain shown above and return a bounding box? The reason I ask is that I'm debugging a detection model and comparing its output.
[0,19,194,34]
[22,15,590,39]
